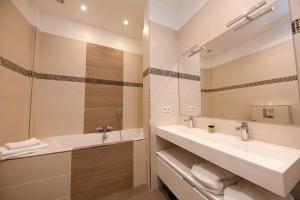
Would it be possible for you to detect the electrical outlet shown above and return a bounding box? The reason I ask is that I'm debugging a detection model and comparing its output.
[162,106,172,113]
[187,106,196,112]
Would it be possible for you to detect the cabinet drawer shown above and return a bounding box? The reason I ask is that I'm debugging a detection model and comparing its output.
[157,157,208,200]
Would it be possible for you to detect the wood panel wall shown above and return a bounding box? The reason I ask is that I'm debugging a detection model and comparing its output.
[71,142,133,200]
[84,44,124,133]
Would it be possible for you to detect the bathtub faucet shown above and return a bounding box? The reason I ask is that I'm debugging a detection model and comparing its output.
[96,125,113,140]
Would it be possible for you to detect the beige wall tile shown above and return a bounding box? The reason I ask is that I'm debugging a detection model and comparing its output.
[84,108,122,133]
[84,83,123,133]
[123,87,143,129]
[85,84,123,109]
[179,79,201,116]
[114,51,143,131]
[150,75,179,189]
[71,142,133,200]
[123,52,143,83]
[85,43,124,132]
[0,67,30,145]
[56,196,70,200]
[30,80,85,137]
[293,29,300,97]
[35,31,87,77]
[0,0,35,70]
[133,140,146,187]
[210,40,297,88]
[147,21,181,189]
[86,43,124,81]
[0,152,71,189]
[210,81,300,124]
[0,0,35,145]
[290,0,300,19]
[86,67,124,81]
[0,174,70,200]
[150,75,179,126]
[142,75,151,188]
[149,22,179,71]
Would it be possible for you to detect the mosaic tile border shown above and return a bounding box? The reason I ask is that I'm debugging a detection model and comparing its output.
[292,18,300,35]
[0,56,143,88]
[143,67,201,81]
[201,75,298,93]
[143,68,150,78]
[0,56,32,77]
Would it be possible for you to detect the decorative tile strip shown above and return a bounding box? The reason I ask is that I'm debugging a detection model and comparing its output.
[202,75,298,93]
[143,68,150,78]
[150,68,179,78]
[0,56,143,88]
[143,67,200,81]
[292,18,300,35]
[34,72,86,83]
[178,73,200,81]
[84,77,124,86]
[123,82,143,87]
[0,56,32,77]
[34,73,143,87]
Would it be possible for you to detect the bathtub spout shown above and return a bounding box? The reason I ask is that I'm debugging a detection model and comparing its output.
[102,126,113,141]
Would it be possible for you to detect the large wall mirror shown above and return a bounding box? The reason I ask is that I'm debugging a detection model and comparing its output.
[179,0,300,126]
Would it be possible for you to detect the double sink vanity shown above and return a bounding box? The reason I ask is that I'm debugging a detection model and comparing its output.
[155,124,300,198]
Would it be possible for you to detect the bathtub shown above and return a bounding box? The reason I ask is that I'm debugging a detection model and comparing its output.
[0,129,146,199]
[4,128,144,159]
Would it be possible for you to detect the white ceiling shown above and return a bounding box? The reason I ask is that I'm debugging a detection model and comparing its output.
[30,0,146,39]
[25,0,209,39]
[149,0,208,31]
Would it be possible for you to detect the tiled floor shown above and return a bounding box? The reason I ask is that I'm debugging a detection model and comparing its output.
[99,185,170,200]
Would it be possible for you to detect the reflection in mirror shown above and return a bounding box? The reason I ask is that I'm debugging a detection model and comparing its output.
[200,0,300,126]
[178,53,201,117]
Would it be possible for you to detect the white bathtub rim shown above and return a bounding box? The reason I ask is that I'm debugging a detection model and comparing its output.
[0,128,144,161]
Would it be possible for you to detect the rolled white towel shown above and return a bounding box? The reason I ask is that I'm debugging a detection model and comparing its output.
[5,138,41,150]
[191,162,240,194]
[1,142,48,156]
[224,179,294,200]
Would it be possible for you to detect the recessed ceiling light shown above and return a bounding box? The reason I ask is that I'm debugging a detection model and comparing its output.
[80,4,87,12]
[123,20,129,26]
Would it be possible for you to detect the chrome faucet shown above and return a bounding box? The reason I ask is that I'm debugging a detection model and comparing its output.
[102,126,113,140]
[235,122,249,141]
[96,125,113,140]
[184,116,194,128]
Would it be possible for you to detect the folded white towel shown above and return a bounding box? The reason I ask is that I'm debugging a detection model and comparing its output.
[1,143,48,156]
[191,162,240,195]
[0,148,46,160]
[5,138,41,150]
[224,180,294,200]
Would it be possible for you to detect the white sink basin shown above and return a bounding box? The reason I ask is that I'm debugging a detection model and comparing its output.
[156,125,300,197]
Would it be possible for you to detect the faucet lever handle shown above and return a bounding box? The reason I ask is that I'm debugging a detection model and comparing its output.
[235,127,241,131]
[107,126,113,131]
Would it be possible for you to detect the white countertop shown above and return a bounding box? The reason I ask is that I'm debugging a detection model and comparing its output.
[156,125,300,197]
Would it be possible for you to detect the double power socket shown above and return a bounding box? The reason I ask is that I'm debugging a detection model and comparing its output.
[161,105,196,113]
[161,106,172,113]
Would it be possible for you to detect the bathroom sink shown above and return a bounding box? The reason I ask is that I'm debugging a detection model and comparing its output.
[156,125,300,197]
